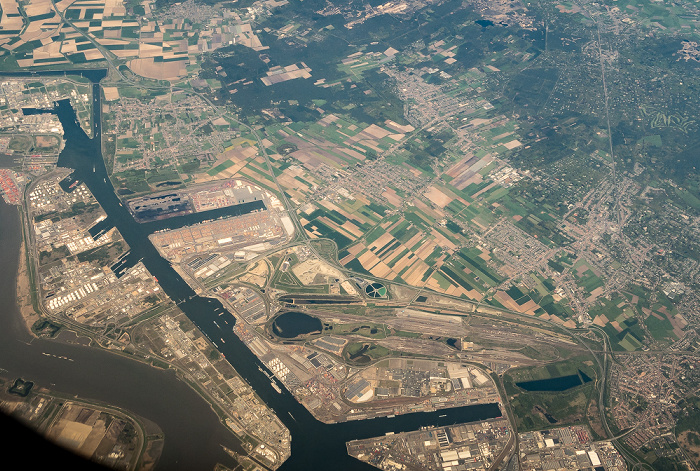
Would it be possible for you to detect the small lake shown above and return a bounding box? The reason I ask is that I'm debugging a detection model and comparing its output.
[272,312,322,338]
[347,344,372,365]
[516,370,592,392]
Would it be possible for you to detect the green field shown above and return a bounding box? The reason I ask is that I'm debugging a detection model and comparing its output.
[504,356,597,431]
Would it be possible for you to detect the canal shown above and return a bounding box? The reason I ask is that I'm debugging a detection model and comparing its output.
[0,71,501,470]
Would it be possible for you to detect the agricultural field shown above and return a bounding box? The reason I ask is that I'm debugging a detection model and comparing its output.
[6,0,692,345]
[101,87,278,195]
[591,285,686,351]
[0,0,275,80]
[263,115,410,172]
[5,0,700,469]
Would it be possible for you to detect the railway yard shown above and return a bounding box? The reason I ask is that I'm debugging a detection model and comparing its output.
[229,306,502,424]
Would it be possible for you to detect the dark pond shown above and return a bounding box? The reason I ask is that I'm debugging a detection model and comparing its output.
[364,282,387,298]
[350,325,374,333]
[516,370,592,392]
[347,344,371,365]
[534,406,558,424]
[272,311,322,338]
[475,19,495,27]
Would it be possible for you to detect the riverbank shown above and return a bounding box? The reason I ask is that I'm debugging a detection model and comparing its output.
[0,197,246,470]
[15,223,41,334]
[16,166,290,467]
[0,375,164,470]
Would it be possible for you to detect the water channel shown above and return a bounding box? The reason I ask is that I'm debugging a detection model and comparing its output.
[0,70,501,470]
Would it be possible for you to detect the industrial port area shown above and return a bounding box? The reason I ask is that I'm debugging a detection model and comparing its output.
[18,166,650,470]
[345,422,628,471]
[347,417,512,471]
[149,208,290,263]
[145,179,295,264]
[3,0,699,462]
[127,178,276,223]
[0,78,93,173]
[343,358,499,406]
[231,310,502,424]
[18,169,293,467]
[134,311,291,467]
[27,172,172,328]
[13,165,648,471]
[518,426,627,471]
[0,169,25,204]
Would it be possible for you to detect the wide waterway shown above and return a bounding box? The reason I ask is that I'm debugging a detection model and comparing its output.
[0,70,501,470]
[0,199,244,470]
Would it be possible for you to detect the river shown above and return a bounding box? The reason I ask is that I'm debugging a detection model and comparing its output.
[0,199,243,470]
[0,70,501,470]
